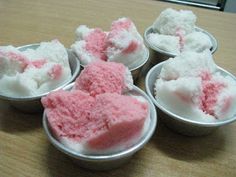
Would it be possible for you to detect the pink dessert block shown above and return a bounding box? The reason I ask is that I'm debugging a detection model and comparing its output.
[106,17,146,68]
[41,90,95,139]
[198,71,236,119]
[42,90,149,153]
[107,17,142,55]
[84,28,108,61]
[87,93,148,150]
[74,61,133,96]
[71,26,108,65]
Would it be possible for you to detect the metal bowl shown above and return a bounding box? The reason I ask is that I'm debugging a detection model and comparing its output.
[0,44,81,113]
[75,47,149,80]
[145,62,236,136]
[43,82,157,170]
[144,26,218,65]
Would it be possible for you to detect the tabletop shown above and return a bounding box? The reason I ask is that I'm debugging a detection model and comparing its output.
[0,0,236,177]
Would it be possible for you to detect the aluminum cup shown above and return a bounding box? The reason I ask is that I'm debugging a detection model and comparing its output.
[145,62,236,136]
[0,44,81,113]
[43,83,157,170]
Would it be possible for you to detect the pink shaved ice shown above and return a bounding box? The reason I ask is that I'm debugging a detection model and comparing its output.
[48,64,62,80]
[42,90,148,153]
[42,90,95,140]
[71,17,146,68]
[111,17,132,31]
[30,59,47,68]
[122,40,139,54]
[87,93,148,150]
[74,61,133,96]
[199,71,226,117]
[84,28,108,61]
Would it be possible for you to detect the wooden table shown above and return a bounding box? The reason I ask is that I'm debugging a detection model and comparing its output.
[0,0,236,176]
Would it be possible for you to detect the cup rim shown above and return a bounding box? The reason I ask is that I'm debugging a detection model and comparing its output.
[0,43,81,101]
[42,83,157,161]
[145,62,236,127]
[129,47,149,71]
[144,26,218,56]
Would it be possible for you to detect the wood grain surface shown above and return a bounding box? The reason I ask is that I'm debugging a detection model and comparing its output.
[0,0,236,177]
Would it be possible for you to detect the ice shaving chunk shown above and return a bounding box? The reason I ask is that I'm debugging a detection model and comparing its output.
[74,61,133,97]
[154,51,236,122]
[71,25,108,65]
[42,90,149,154]
[184,32,213,52]
[106,17,146,69]
[0,40,71,97]
[71,17,147,69]
[147,8,213,54]
[147,33,180,54]
[153,8,196,35]
[159,50,217,80]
